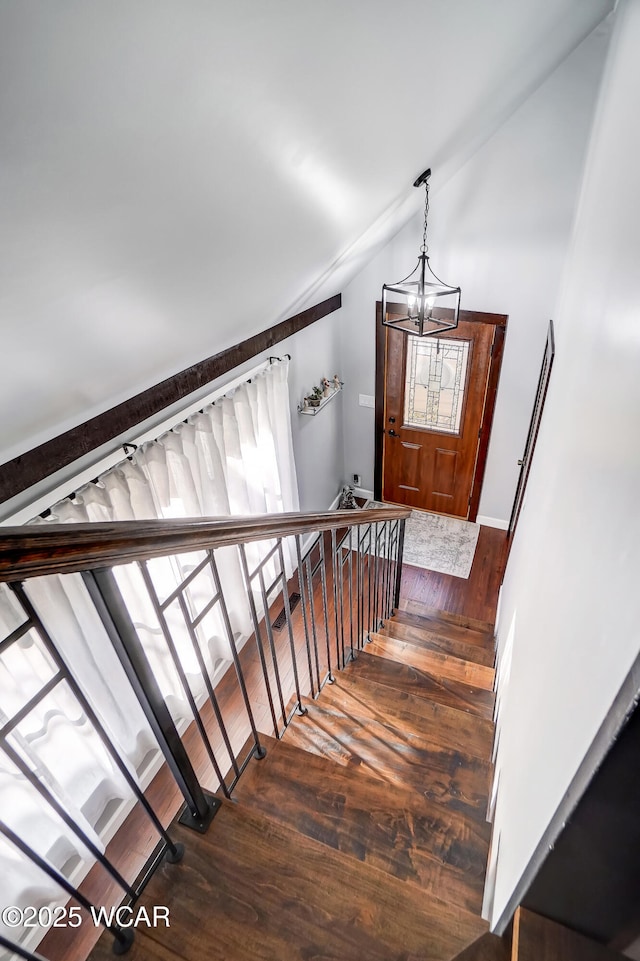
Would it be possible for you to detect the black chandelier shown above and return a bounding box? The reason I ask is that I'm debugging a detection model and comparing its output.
[382,168,460,336]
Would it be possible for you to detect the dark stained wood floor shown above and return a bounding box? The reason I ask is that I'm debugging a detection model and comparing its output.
[87,599,498,961]
[90,801,487,961]
[82,521,629,961]
[400,524,508,624]
[234,733,490,914]
[54,522,508,961]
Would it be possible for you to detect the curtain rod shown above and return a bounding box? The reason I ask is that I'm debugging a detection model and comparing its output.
[37,356,293,520]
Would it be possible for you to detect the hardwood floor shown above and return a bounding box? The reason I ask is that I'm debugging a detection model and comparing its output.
[88,603,496,961]
[90,802,487,961]
[50,524,506,961]
[234,734,490,913]
[75,519,625,961]
[399,524,508,624]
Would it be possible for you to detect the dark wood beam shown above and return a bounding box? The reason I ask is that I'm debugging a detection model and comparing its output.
[0,294,341,505]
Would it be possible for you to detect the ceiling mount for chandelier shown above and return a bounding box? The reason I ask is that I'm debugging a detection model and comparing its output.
[381,168,460,336]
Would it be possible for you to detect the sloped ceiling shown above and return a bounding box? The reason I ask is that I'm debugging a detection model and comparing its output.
[0,0,613,465]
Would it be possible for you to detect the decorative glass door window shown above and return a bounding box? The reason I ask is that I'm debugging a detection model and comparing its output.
[403,336,470,433]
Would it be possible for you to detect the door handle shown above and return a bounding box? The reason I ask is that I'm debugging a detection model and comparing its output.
[387,429,400,437]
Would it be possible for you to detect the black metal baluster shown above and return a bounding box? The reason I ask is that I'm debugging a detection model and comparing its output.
[256,559,289,725]
[0,737,137,899]
[10,583,183,864]
[275,539,306,718]
[378,522,387,622]
[208,553,266,762]
[238,544,282,737]
[137,563,230,798]
[366,523,374,640]
[394,517,406,611]
[330,529,343,670]
[294,535,316,699]
[0,821,134,955]
[347,527,354,659]
[338,534,348,665]
[319,533,335,683]
[304,547,322,693]
[385,521,396,618]
[176,591,240,780]
[356,524,364,650]
[83,569,217,833]
[391,520,398,614]
[381,522,391,621]
[381,523,390,624]
[389,521,399,617]
[377,524,385,627]
[373,522,381,630]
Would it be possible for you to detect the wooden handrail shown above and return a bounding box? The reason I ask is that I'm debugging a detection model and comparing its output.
[0,508,410,582]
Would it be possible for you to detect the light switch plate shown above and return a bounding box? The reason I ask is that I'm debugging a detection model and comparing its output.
[359,394,375,408]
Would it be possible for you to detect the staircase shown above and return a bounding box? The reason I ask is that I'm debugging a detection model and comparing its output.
[87,604,497,960]
[2,512,630,961]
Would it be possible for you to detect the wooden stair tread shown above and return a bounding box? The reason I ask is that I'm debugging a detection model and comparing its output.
[352,650,495,719]
[398,599,496,635]
[321,670,494,761]
[90,800,488,961]
[513,907,627,961]
[235,733,490,913]
[455,932,510,960]
[368,632,495,690]
[390,608,494,648]
[381,617,495,667]
[285,692,492,823]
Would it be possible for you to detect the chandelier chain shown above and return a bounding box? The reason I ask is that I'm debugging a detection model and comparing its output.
[420,181,429,254]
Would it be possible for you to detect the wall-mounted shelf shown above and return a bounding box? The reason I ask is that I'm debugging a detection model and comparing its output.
[298,384,344,416]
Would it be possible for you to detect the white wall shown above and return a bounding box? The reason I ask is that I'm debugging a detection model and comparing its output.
[338,24,609,523]
[0,1,613,472]
[281,311,346,511]
[488,0,640,928]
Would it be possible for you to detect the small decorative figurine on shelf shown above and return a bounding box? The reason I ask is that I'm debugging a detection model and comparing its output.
[299,376,344,413]
[308,386,323,407]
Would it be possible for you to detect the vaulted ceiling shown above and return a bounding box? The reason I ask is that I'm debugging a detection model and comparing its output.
[0,0,613,464]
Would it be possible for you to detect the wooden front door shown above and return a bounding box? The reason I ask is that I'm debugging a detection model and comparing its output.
[377,309,506,519]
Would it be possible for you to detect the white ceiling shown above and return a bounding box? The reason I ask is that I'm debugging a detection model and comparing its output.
[0,0,613,464]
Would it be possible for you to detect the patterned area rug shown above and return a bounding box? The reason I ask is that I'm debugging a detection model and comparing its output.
[365,501,480,579]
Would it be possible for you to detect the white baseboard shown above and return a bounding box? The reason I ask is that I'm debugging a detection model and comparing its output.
[477,514,509,530]
[327,491,342,511]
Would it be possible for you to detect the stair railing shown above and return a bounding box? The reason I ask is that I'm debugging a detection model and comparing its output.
[0,506,408,958]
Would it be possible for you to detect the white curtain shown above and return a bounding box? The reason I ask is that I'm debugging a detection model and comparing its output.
[0,358,299,956]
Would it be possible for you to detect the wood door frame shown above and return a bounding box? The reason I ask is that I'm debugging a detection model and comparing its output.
[508,319,555,536]
[374,303,507,522]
